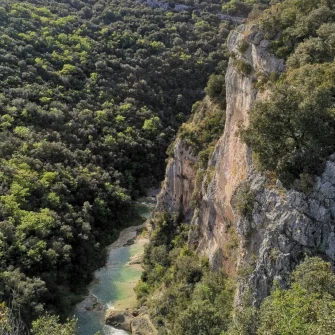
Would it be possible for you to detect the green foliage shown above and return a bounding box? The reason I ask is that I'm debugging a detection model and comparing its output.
[179,100,225,155]
[138,213,234,334]
[258,280,335,335]
[242,64,335,186]
[222,0,273,17]
[259,0,335,59]
[237,39,250,53]
[205,74,226,105]
[0,302,28,335]
[291,256,335,298]
[226,257,335,335]
[224,306,259,335]
[234,182,255,219]
[241,1,335,187]
[177,97,225,209]
[0,0,229,324]
[233,59,252,75]
[31,315,77,335]
[174,300,227,335]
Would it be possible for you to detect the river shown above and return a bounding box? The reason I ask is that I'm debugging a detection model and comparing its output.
[74,197,156,335]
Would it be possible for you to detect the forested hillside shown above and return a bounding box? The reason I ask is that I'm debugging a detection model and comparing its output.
[140,0,335,334]
[0,0,231,326]
[2,0,334,334]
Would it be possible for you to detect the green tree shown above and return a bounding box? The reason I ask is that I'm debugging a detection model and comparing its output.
[258,257,335,335]
[31,315,77,335]
[242,64,335,185]
[174,300,226,335]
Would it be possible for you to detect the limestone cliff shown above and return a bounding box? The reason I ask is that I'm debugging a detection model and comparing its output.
[156,22,335,306]
[157,139,197,221]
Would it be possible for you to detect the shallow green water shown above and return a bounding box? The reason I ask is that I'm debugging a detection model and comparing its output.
[74,197,156,335]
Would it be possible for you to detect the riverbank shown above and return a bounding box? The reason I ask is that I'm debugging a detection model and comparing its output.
[110,228,148,311]
[74,197,156,335]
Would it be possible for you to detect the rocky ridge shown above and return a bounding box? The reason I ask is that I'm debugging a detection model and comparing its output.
[156,22,335,306]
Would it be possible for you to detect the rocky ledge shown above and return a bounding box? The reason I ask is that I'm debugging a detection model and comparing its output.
[105,308,157,335]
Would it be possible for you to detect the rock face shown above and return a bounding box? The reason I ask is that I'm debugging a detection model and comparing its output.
[192,24,285,275]
[157,22,335,306]
[105,309,134,332]
[105,308,157,335]
[236,159,335,305]
[82,294,103,311]
[157,139,197,221]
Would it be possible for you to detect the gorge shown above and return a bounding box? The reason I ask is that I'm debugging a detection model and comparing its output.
[1,0,335,334]
[137,1,335,334]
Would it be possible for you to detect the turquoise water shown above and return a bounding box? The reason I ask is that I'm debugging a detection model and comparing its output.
[74,197,156,335]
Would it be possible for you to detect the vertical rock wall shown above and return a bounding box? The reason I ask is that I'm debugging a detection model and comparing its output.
[157,139,197,221]
[156,23,335,305]
[191,24,284,274]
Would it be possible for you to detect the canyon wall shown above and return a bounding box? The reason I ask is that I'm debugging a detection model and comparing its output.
[157,23,335,305]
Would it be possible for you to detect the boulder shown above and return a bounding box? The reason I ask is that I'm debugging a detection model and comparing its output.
[105,309,135,332]
[127,253,143,265]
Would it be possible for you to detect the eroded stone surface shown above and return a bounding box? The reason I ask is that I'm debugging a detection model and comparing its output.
[156,23,335,307]
[131,314,158,335]
[105,308,157,335]
[157,139,197,221]
[105,309,134,331]
[236,162,335,305]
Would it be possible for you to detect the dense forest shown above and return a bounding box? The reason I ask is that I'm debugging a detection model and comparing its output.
[242,0,335,187]
[137,0,335,335]
[0,0,233,328]
[139,210,335,335]
[2,0,335,334]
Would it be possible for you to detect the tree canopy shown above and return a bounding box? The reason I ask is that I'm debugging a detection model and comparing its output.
[0,0,228,325]
[242,0,335,186]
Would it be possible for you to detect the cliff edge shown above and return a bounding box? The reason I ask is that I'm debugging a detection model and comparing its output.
[156,22,335,306]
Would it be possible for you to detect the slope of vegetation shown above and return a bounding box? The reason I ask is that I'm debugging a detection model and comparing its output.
[241,0,335,186]
[0,0,230,326]
[222,0,276,18]
[136,78,228,334]
[225,257,335,335]
[136,212,235,335]
[140,1,335,335]
[139,212,335,335]
[2,0,335,333]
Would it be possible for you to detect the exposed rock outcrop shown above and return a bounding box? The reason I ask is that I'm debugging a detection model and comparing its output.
[105,308,157,335]
[157,139,197,221]
[105,309,134,332]
[157,21,335,307]
[82,294,103,311]
[131,314,158,335]
[191,24,285,275]
[235,159,335,305]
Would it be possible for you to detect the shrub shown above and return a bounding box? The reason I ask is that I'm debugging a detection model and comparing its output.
[241,64,335,186]
[234,182,255,220]
[237,39,249,54]
[31,315,77,335]
[205,74,226,101]
[233,59,252,75]
[0,302,28,335]
[258,257,335,335]
[226,257,335,335]
[135,281,150,300]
